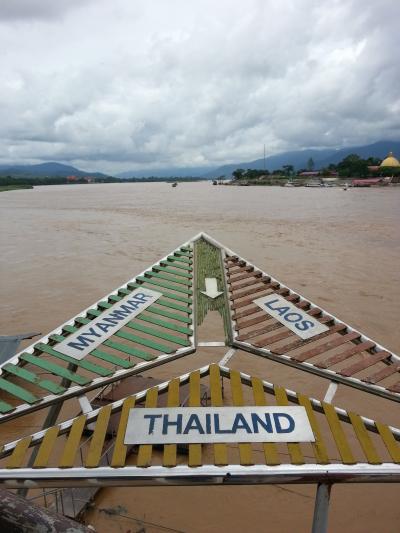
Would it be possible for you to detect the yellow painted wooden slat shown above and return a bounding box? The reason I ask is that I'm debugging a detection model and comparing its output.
[137,388,158,467]
[33,426,60,468]
[274,386,304,465]
[251,377,280,465]
[322,402,356,464]
[6,437,32,469]
[348,412,381,464]
[163,378,180,467]
[375,422,400,463]
[209,364,228,466]
[188,370,202,467]
[230,370,253,465]
[59,415,87,468]
[297,394,330,464]
[111,397,135,467]
[86,405,112,468]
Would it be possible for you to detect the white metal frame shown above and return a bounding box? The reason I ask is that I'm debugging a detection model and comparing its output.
[1,464,400,489]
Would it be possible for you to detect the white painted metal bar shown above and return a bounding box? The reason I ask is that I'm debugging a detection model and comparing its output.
[1,464,400,489]
[78,395,95,431]
[323,382,338,404]
[219,349,236,366]
[198,342,226,347]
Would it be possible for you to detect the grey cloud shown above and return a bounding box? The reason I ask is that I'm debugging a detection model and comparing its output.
[0,0,92,21]
[0,0,399,173]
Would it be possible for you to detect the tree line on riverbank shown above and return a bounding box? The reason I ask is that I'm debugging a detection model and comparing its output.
[0,175,206,192]
[230,153,400,182]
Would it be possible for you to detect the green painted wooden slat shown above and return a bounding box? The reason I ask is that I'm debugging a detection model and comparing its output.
[153,266,192,279]
[170,254,192,264]
[145,270,192,288]
[133,279,192,303]
[0,376,39,404]
[0,400,14,414]
[116,329,174,353]
[145,305,192,324]
[156,298,192,314]
[116,288,192,315]
[162,258,193,271]
[90,348,134,368]
[103,339,154,360]
[3,364,65,395]
[139,275,193,295]
[125,322,191,346]
[137,313,192,335]
[36,342,112,378]
[19,353,90,385]
[60,325,134,369]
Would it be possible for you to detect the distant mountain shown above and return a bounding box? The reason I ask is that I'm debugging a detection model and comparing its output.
[202,140,400,178]
[0,162,112,179]
[315,140,400,167]
[202,149,336,178]
[116,166,215,179]
[1,140,399,180]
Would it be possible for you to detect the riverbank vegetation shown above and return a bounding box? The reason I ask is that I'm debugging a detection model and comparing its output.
[0,175,206,190]
[0,183,34,192]
[230,153,400,186]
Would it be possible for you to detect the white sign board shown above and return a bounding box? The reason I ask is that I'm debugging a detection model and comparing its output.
[56,287,162,360]
[253,294,329,340]
[124,406,315,444]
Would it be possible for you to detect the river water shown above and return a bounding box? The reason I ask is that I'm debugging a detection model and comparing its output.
[1,182,400,532]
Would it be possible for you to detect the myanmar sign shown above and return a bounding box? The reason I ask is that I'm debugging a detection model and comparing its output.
[253,294,329,340]
[124,406,315,444]
[56,287,162,360]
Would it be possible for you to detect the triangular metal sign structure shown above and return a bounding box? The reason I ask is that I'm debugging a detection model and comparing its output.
[0,232,399,426]
[0,242,196,422]
[0,363,399,488]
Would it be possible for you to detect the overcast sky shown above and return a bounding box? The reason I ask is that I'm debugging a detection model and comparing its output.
[0,0,399,173]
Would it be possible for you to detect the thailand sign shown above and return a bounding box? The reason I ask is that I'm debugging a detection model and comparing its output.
[124,406,315,444]
[56,287,162,360]
[253,294,329,340]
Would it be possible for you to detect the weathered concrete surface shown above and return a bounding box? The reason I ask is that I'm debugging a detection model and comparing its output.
[0,489,94,532]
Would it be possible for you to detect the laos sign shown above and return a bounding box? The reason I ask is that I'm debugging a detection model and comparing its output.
[253,294,329,340]
[124,406,315,444]
[56,287,162,360]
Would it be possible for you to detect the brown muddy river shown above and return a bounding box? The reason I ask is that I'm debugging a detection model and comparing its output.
[1,182,400,532]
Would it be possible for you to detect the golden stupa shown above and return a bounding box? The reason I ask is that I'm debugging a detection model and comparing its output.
[380,151,400,167]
